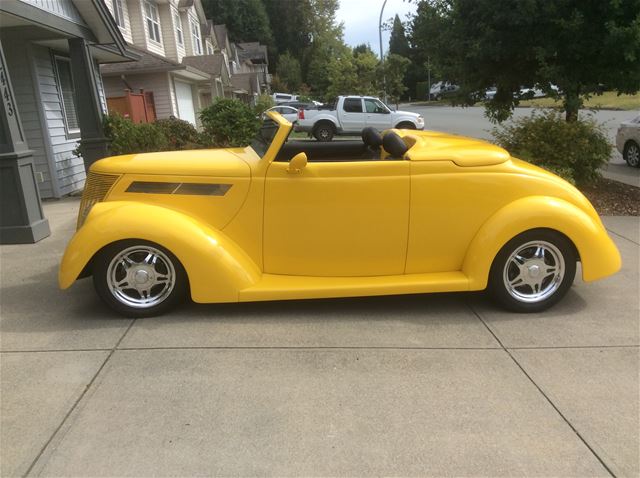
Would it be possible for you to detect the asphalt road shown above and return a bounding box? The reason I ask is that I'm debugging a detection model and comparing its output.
[1,199,638,477]
[403,105,640,187]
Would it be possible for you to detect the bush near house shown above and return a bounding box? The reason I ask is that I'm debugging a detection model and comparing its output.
[103,114,168,155]
[154,118,200,150]
[493,110,611,185]
[254,94,275,115]
[199,98,261,148]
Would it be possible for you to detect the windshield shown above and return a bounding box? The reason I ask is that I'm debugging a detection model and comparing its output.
[251,118,280,157]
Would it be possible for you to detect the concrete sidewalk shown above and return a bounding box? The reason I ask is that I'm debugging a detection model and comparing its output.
[1,198,638,477]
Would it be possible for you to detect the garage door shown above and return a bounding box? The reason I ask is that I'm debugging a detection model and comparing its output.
[174,80,196,125]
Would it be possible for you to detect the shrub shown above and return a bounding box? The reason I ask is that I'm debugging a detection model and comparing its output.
[493,110,611,185]
[199,98,260,148]
[103,114,168,155]
[154,117,200,150]
[254,94,274,115]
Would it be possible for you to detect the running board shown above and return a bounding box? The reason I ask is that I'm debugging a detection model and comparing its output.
[239,271,469,302]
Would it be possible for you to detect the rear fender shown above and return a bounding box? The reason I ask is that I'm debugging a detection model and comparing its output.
[59,201,261,303]
[463,196,621,289]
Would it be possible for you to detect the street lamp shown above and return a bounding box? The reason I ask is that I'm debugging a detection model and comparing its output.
[378,0,388,102]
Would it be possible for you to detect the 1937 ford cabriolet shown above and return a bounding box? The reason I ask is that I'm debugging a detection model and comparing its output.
[60,112,621,317]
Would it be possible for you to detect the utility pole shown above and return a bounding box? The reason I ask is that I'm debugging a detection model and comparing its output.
[378,0,388,103]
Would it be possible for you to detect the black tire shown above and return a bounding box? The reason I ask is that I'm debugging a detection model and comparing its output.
[92,240,188,317]
[623,140,640,168]
[487,229,576,313]
[395,122,416,130]
[314,123,335,141]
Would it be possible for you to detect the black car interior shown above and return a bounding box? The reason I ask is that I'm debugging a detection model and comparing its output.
[274,127,410,162]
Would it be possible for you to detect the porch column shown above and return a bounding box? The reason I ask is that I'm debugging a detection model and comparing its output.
[68,38,109,170]
[0,39,50,244]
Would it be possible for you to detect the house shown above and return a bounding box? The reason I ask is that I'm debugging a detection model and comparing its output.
[0,0,137,242]
[100,0,229,126]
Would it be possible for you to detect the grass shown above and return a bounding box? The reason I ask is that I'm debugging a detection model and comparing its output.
[519,91,640,110]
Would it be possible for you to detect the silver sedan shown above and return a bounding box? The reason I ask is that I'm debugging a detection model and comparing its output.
[616,114,640,167]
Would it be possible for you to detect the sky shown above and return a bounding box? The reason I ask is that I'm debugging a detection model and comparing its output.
[336,0,418,56]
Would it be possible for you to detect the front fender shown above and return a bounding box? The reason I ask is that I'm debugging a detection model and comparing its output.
[462,196,621,290]
[59,201,261,303]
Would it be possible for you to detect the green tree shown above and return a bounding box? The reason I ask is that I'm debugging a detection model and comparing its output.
[263,0,313,63]
[326,53,359,100]
[381,54,411,107]
[275,52,303,91]
[353,43,375,56]
[201,0,273,45]
[411,0,640,122]
[388,14,410,58]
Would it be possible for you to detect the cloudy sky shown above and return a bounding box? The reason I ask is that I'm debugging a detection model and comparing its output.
[336,0,418,56]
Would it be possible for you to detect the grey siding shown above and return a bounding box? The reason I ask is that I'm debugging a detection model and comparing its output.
[33,46,86,196]
[2,39,55,198]
[103,73,175,119]
[19,0,86,24]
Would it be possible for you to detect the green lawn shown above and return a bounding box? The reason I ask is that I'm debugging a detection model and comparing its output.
[519,91,640,110]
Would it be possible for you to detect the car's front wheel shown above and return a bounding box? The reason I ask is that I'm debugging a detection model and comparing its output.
[623,140,640,167]
[488,230,576,312]
[93,240,188,317]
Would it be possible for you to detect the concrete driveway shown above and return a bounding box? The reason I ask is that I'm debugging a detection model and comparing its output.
[1,198,638,477]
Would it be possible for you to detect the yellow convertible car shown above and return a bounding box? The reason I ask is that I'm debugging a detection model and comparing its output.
[60,112,621,316]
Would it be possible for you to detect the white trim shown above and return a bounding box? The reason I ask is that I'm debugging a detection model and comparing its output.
[144,0,162,44]
[113,0,125,28]
[174,12,184,46]
[190,17,202,55]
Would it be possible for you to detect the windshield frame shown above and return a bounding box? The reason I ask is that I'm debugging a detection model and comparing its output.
[251,111,293,162]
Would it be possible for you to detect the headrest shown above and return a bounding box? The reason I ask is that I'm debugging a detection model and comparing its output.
[383,131,409,158]
[361,127,383,149]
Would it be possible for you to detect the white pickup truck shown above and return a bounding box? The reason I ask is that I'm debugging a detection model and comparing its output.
[294,96,424,141]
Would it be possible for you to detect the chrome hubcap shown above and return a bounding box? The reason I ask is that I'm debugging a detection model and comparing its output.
[503,241,565,303]
[106,246,176,309]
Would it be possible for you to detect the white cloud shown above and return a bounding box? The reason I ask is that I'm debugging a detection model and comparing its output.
[336,0,417,56]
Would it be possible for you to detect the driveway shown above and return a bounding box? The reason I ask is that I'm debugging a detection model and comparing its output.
[404,105,640,187]
[1,198,638,477]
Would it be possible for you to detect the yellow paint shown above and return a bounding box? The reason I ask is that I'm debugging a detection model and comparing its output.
[60,112,621,303]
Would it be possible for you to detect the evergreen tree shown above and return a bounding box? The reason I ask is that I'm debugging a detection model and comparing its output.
[388,14,410,58]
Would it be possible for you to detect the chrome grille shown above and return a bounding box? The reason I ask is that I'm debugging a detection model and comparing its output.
[77,172,119,229]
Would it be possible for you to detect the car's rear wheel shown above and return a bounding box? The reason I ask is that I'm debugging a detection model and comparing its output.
[488,230,576,312]
[93,240,188,317]
[314,123,334,141]
[623,140,640,167]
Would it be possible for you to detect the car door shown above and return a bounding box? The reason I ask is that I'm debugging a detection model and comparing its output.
[339,97,366,133]
[264,159,410,277]
[364,98,393,130]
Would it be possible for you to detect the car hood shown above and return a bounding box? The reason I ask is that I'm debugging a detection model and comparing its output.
[91,147,252,177]
[395,110,421,118]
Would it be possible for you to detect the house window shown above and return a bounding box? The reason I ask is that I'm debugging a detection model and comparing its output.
[206,42,214,55]
[144,1,162,43]
[174,13,184,46]
[190,18,202,55]
[54,57,80,136]
[113,0,125,28]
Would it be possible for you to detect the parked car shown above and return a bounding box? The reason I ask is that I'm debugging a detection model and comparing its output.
[430,81,460,100]
[266,105,299,123]
[484,87,498,100]
[295,96,424,141]
[60,112,621,317]
[616,115,640,167]
[517,84,560,99]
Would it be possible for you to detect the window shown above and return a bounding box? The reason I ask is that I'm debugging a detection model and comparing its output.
[113,0,125,28]
[364,98,388,114]
[190,18,202,55]
[343,98,363,113]
[144,1,162,43]
[206,42,214,55]
[174,13,183,45]
[54,57,79,136]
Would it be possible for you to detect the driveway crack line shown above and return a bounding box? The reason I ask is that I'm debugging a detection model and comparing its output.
[23,318,137,477]
[465,300,617,478]
[605,227,639,246]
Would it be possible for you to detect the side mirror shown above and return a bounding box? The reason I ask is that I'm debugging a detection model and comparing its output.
[287,152,307,174]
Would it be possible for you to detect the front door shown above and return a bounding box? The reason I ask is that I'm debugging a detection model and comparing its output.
[264,159,410,277]
[364,98,393,130]
[339,97,366,133]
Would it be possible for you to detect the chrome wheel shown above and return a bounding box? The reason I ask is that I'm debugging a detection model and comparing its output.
[106,245,176,309]
[503,240,565,304]
[625,142,640,167]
